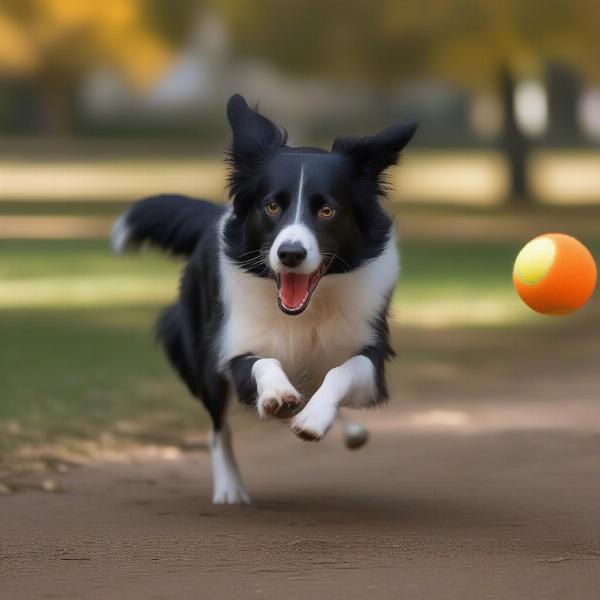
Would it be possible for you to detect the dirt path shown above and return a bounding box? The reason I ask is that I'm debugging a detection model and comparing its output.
[2,388,600,600]
[3,316,600,599]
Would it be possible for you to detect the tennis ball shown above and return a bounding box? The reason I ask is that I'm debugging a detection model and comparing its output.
[513,233,597,315]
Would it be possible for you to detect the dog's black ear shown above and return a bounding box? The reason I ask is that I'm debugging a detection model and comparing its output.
[332,123,417,180]
[226,94,286,162]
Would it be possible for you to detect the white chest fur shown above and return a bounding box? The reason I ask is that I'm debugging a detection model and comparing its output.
[218,233,399,397]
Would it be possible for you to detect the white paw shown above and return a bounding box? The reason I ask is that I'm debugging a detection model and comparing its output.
[257,386,304,419]
[212,477,251,505]
[291,399,337,442]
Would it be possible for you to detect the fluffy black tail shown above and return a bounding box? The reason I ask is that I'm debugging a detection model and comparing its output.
[111,194,226,257]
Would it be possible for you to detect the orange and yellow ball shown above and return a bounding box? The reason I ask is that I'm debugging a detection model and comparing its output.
[513,234,597,315]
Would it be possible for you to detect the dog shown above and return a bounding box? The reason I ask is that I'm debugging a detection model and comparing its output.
[112,94,416,504]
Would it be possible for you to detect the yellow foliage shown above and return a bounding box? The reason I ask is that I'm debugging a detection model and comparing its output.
[0,0,173,88]
[0,13,37,73]
[217,0,600,86]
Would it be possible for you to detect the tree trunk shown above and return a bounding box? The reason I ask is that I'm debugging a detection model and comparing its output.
[38,77,73,135]
[499,66,531,203]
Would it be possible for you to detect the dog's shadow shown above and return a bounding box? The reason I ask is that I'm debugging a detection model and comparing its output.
[252,493,514,529]
[149,489,522,536]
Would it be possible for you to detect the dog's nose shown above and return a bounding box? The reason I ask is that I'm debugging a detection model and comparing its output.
[277,242,307,268]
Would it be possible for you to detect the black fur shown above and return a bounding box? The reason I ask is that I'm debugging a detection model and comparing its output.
[122,194,225,257]
[331,124,416,266]
[226,94,288,215]
[359,297,396,403]
[229,354,260,406]
[156,223,229,430]
[223,95,416,277]
[115,93,417,433]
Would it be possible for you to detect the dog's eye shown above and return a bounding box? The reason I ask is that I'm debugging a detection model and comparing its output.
[319,205,335,219]
[265,201,281,216]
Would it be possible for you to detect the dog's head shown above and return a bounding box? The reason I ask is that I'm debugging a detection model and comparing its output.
[222,94,416,315]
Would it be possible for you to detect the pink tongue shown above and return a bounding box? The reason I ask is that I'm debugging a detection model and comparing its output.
[279,272,310,309]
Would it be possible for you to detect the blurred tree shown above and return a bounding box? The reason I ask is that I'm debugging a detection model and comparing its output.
[217,0,600,202]
[0,0,198,133]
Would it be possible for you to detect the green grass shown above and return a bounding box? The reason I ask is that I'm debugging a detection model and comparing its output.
[398,241,532,327]
[0,241,188,454]
[399,240,519,297]
[0,239,176,280]
[1,307,200,445]
[1,238,598,455]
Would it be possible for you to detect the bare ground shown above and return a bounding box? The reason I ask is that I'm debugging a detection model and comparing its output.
[2,319,600,599]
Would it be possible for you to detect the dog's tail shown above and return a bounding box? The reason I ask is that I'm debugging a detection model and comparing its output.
[111,194,226,258]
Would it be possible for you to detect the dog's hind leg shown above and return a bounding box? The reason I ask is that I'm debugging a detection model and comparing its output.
[201,370,251,505]
[210,420,251,505]
[158,305,250,504]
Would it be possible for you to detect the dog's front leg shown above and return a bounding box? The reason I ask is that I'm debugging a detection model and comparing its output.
[291,355,378,441]
[229,355,304,419]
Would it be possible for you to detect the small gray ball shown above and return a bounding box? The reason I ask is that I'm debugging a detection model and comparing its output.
[343,422,369,450]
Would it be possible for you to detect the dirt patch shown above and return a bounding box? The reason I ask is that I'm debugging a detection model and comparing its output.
[2,386,600,599]
[2,300,600,599]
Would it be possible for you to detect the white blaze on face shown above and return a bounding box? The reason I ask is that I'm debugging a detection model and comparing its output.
[293,164,305,224]
[268,163,320,275]
[267,163,325,313]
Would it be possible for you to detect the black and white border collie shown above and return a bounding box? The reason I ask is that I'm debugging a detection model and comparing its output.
[112,94,416,504]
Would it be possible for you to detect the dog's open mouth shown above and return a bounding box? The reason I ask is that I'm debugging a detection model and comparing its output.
[275,260,330,315]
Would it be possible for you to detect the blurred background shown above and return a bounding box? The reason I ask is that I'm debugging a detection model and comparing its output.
[1,0,599,481]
